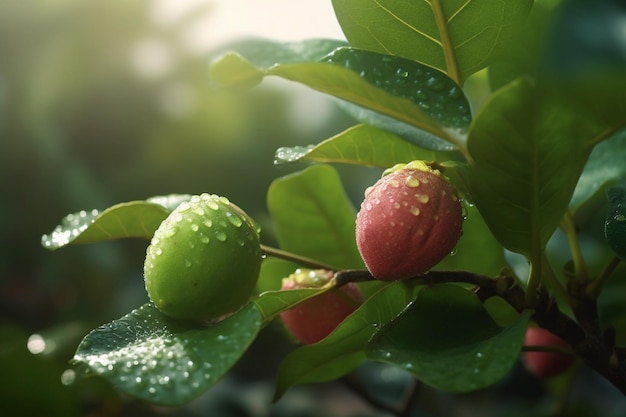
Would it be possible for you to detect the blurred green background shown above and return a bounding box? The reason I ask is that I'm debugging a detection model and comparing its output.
[0,1,366,415]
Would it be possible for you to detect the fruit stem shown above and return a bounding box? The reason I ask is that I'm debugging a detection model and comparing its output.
[260,244,338,271]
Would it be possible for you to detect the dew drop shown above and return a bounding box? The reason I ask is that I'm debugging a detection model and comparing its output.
[410,207,421,216]
[389,180,400,188]
[204,219,213,228]
[215,231,227,242]
[174,213,184,223]
[405,176,420,188]
[427,76,446,92]
[185,259,192,267]
[207,201,219,210]
[155,248,163,256]
[192,206,205,216]
[415,194,429,204]
[226,212,243,227]
[393,202,401,209]
[200,235,210,244]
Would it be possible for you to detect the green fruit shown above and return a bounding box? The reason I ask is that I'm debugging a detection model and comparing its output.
[144,193,262,321]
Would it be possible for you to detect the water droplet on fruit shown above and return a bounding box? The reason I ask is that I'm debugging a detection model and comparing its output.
[204,219,213,228]
[389,180,400,188]
[415,194,429,204]
[191,224,199,232]
[405,176,420,188]
[215,231,227,242]
[174,213,184,223]
[192,206,205,216]
[178,202,190,212]
[226,213,243,227]
[155,248,163,256]
[200,235,210,244]
[476,352,483,359]
[449,247,458,256]
[410,207,421,216]
[185,259,192,267]
[393,202,401,209]
[207,201,219,210]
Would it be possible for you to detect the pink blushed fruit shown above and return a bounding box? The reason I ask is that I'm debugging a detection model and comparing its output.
[279,269,363,344]
[523,327,575,378]
[356,161,463,280]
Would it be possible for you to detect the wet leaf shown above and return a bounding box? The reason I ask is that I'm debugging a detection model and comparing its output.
[41,194,190,249]
[366,284,530,392]
[211,46,466,150]
[332,0,533,84]
[274,124,457,167]
[605,187,626,260]
[72,302,261,406]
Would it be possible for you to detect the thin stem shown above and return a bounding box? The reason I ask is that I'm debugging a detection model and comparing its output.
[587,256,622,298]
[561,211,588,282]
[260,244,338,271]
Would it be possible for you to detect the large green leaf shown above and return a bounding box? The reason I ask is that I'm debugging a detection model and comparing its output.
[267,164,363,269]
[72,302,261,406]
[605,187,626,261]
[41,194,190,249]
[273,281,417,400]
[332,0,533,84]
[274,124,458,168]
[366,284,530,392]
[211,48,467,151]
[466,78,602,258]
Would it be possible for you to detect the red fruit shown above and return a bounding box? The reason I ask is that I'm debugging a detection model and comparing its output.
[356,160,463,280]
[279,269,363,344]
[522,327,575,378]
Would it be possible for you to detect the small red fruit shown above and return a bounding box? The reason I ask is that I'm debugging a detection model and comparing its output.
[522,327,575,378]
[356,160,463,280]
[279,269,363,344]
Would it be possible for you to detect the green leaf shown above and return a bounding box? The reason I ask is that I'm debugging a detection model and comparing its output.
[41,194,190,250]
[366,284,530,392]
[605,187,626,260]
[267,164,364,269]
[72,302,261,406]
[466,78,602,258]
[212,38,349,72]
[275,124,458,168]
[332,0,533,84]
[211,48,466,150]
[570,130,626,211]
[320,48,472,144]
[255,288,327,324]
[273,282,417,400]
[434,205,506,277]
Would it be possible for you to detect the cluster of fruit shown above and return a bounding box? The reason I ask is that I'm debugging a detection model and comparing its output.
[141,162,573,378]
